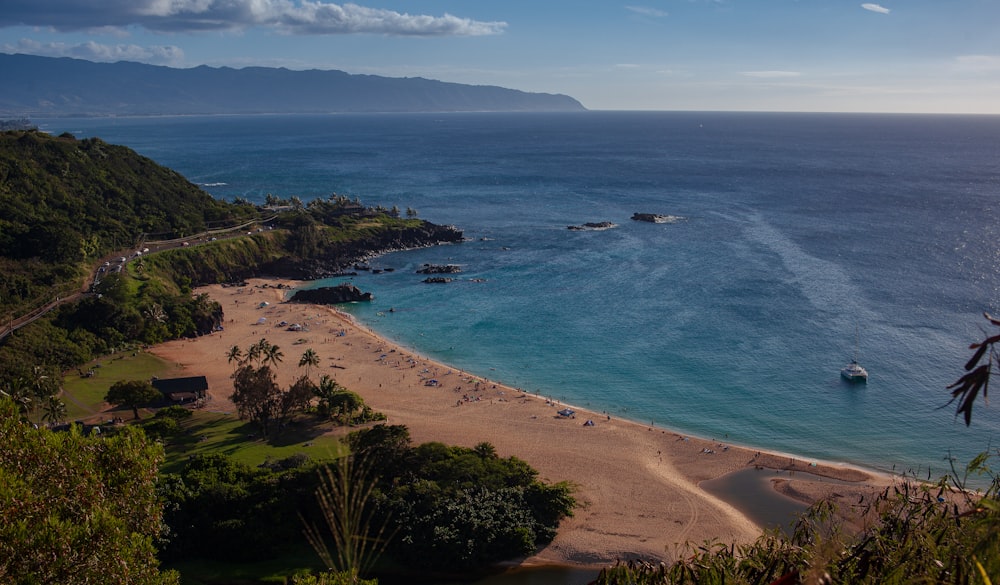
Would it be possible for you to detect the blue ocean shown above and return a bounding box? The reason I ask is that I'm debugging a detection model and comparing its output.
[44,112,1000,483]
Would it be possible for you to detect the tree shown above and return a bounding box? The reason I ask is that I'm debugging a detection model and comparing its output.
[0,377,32,416]
[314,375,369,424]
[229,339,308,438]
[264,342,284,367]
[143,303,167,326]
[280,375,316,426]
[158,453,317,563]
[40,395,67,425]
[300,348,320,374]
[330,389,365,424]
[106,379,161,420]
[30,365,58,400]
[345,431,575,571]
[226,344,243,366]
[345,424,413,475]
[0,397,179,584]
[230,363,281,438]
[243,338,282,369]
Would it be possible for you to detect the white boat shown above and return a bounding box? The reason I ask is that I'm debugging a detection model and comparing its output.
[841,359,868,383]
[841,326,868,383]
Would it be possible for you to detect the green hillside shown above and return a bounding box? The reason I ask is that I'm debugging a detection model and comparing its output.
[0,130,256,315]
[0,129,461,396]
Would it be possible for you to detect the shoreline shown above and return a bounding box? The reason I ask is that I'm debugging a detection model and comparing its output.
[150,277,894,568]
[326,301,888,484]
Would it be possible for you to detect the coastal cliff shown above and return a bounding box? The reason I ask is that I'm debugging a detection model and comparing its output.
[262,222,464,281]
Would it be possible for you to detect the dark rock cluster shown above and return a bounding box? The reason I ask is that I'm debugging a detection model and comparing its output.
[567,221,617,231]
[631,213,684,224]
[289,284,373,304]
[417,264,463,274]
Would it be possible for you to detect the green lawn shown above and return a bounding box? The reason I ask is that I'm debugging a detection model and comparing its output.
[55,346,348,470]
[60,350,184,420]
[159,410,347,474]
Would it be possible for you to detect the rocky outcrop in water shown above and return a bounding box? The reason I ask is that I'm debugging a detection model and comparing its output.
[289,284,373,304]
[417,264,462,274]
[567,221,617,231]
[631,213,685,224]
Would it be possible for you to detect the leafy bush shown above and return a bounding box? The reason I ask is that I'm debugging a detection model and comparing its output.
[158,453,319,562]
[155,405,194,420]
[141,416,180,440]
[0,397,179,584]
[340,425,575,571]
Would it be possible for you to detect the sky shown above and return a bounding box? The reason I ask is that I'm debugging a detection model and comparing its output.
[2,1,999,113]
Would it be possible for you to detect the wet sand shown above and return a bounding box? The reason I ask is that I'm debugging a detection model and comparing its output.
[150,278,893,568]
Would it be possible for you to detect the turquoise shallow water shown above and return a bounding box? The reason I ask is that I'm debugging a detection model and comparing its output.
[44,112,1000,484]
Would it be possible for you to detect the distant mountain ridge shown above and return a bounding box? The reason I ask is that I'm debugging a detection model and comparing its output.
[0,53,586,117]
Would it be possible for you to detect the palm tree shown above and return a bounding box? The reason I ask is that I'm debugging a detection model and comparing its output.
[1,377,33,415]
[31,365,57,400]
[226,344,243,366]
[144,303,167,325]
[41,395,67,426]
[246,339,265,365]
[263,343,284,368]
[299,348,320,374]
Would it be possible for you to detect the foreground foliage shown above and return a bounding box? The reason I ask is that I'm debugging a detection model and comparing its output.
[0,398,178,584]
[598,466,999,584]
[302,454,395,582]
[157,425,575,578]
[292,571,377,585]
[346,425,576,572]
[159,452,320,563]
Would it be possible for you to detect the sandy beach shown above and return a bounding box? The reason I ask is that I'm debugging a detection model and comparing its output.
[150,278,893,568]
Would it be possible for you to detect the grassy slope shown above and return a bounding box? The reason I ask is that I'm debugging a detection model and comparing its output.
[58,348,346,472]
[58,346,348,583]
[60,351,183,420]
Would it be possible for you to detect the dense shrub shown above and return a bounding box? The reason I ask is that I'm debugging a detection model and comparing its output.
[342,425,575,571]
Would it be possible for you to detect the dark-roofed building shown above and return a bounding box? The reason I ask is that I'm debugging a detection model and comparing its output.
[152,376,208,403]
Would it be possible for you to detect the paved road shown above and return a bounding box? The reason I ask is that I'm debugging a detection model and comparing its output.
[0,216,277,341]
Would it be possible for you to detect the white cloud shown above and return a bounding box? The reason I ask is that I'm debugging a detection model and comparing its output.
[741,70,801,78]
[626,6,669,18]
[861,4,890,15]
[954,55,1000,73]
[3,38,184,65]
[0,1,506,37]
